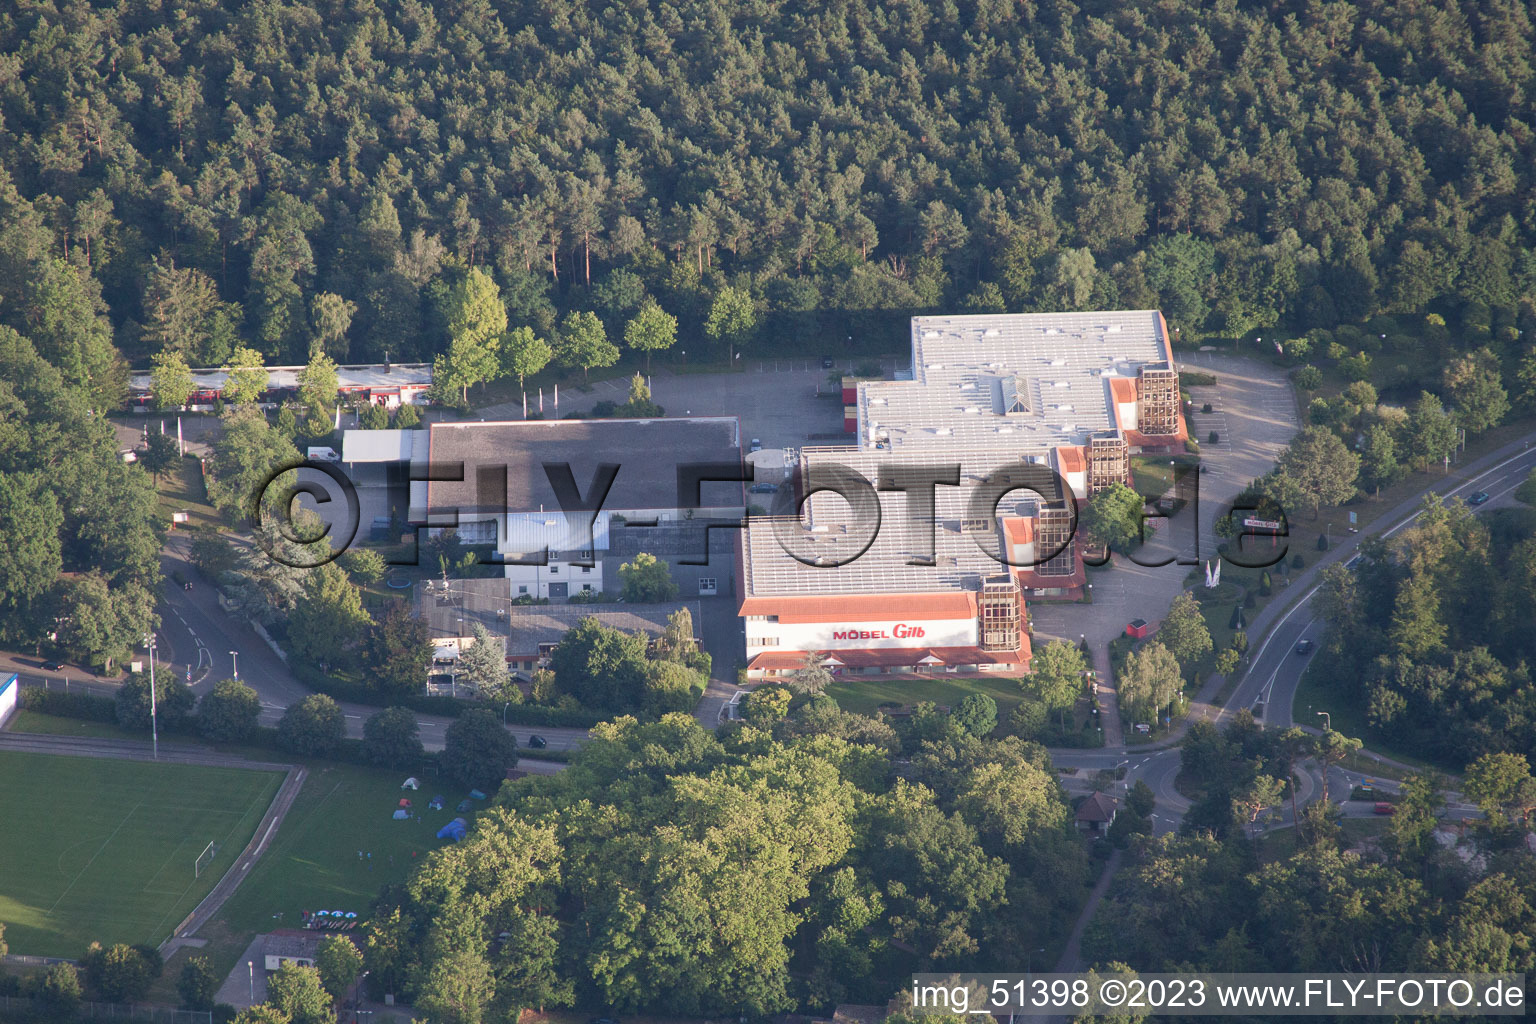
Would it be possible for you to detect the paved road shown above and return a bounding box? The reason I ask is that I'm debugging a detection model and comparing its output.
[151,531,591,755]
[1050,429,1536,841]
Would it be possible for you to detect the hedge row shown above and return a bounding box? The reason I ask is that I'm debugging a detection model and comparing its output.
[19,687,117,722]
[289,660,603,728]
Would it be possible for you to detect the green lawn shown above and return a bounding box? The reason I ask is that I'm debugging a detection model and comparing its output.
[825,674,1025,721]
[0,751,282,957]
[212,763,475,938]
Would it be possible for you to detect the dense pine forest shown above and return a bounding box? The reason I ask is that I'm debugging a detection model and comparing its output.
[2,0,1534,401]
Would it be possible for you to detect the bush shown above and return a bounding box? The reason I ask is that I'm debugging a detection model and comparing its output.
[591,400,618,417]
[20,687,116,721]
[1290,552,1305,569]
[117,673,196,733]
[277,694,346,757]
[1316,533,1330,551]
[1179,370,1217,386]
[1515,469,1536,506]
[197,679,262,743]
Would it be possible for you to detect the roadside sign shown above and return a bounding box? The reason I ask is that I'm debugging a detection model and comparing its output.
[1348,511,1357,525]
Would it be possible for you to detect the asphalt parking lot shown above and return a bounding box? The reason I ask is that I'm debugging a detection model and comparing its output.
[1030,353,1299,648]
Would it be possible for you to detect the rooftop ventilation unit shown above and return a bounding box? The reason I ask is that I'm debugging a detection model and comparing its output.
[1045,328,1060,335]
[923,329,941,339]
[933,427,953,435]
[1053,381,1071,388]
[1107,325,1122,333]
[1049,358,1066,366]
[964,407,980,414]
[926,363,944,370]
[984,328,1001,337]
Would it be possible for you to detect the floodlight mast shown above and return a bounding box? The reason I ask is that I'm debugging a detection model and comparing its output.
[143,634,159,760]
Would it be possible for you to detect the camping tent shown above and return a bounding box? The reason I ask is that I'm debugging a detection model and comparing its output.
[398,798,412,808]
[401,777,420,790]
[392,809,409,820]
[436,817,468,842]
[468,789,487,800]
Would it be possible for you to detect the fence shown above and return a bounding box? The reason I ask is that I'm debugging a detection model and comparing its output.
[14,675,116,699]
[0,996,211,1024]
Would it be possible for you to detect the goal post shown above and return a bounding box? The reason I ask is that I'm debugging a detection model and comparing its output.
[194,841,218,879]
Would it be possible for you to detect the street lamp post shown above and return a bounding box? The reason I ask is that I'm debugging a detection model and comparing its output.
[143,634,159,761]
[230,649,239,679]
[1316,710,1331,732]
[248,961,254,1004]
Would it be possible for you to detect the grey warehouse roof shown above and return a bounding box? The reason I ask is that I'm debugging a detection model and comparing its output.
[424,417,743,515]
[857,309,1172,451]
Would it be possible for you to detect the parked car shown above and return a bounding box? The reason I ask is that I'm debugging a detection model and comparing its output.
[40,660,64,671]
[821,355,835,369]
[1294,638,1315,655]
[749,483,777,494]
[1468,491,1491,506]
[749,438,762,452]
[1373,801,1396,815]
[528,735,548,749]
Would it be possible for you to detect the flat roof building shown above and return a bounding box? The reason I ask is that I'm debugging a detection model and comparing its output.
[739,310,1187,680]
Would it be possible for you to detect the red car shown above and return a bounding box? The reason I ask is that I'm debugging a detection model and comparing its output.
[1373,802,1396,815]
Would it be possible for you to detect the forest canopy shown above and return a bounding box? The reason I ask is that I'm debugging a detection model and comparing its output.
[2,0,1534,382]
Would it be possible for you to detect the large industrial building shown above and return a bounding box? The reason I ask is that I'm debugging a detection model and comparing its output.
[342,417,744,600]
[739,309,1187,680]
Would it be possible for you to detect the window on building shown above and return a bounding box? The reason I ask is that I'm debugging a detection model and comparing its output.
[517,585,528,594]
[582,583,592,592]
[549,566,559,574]
[581,565,592,573]
[747,637,780,647]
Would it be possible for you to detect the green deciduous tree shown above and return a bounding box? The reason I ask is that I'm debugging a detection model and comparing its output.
[362,604,434,698]
[150,350,195,410]
[618,551,678,602]
[555,310,617,381]
[1118,642,1183,727]
[1276,427,1360,518]
[1081,481,1144,552]
[1442,347,1509,435]
[624,300,677,371]
[288,562,370,667]
[316,935,364,1003]
[442,268,507,400]
[363,706,424,770]
[1158,592,1213,669]
[952,693,998,737]
[266,962,331,1024]
[499,325,551,387]
[704,284,757,362]
[116,671,195,733]
[277,693,345,757]
[197,678,261,743]
[177,956,219,1011]
[223,345,268,405]
[1026,640,1087,726]
[138,431,179,484]
[441,707,518,792]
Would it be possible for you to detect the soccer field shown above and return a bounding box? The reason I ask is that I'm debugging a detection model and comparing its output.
[0,751,282,957]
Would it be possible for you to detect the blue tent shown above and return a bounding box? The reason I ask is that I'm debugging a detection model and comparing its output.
[436,817,468,842]
[392,809,409,820]
[468,789,487,800]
